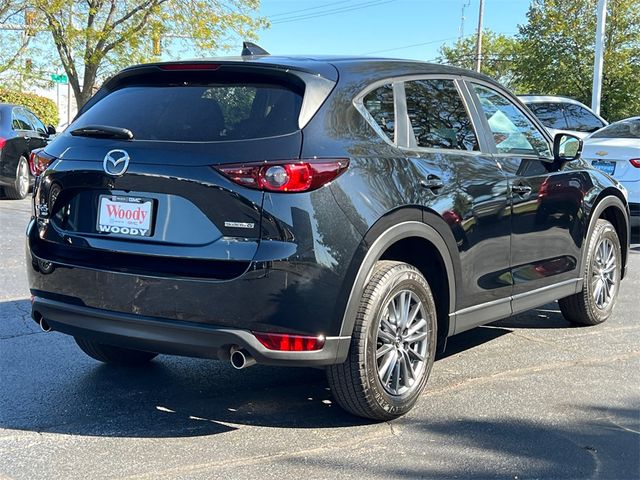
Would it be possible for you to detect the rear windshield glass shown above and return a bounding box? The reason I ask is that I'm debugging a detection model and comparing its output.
[590,118,640,139]
[72,82,304,142]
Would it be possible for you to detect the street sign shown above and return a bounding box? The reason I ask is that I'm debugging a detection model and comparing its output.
[50,73,68,84]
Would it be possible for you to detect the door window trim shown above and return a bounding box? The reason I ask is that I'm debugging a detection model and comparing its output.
[354,74,486,156]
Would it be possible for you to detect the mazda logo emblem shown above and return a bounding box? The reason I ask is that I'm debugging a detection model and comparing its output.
[103,149,130,176]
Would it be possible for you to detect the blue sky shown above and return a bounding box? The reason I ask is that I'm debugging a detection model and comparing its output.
[255,0,531,61]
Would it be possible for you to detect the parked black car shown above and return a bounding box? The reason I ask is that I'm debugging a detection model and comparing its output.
[26,51,630,420]
[0,103,56,199]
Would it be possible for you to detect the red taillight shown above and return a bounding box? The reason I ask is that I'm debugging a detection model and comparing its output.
[0,137,6,149]
[216,159,349,193]
[630,159,640,168]
[253,332,325,351]
[159,63,220,71]
[29,149,56,176]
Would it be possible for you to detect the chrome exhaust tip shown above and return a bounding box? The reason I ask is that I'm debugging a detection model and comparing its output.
[230,348,256,370]
[39,317,52,332]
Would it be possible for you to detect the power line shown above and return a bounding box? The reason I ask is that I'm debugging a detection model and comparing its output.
[361,34,473,56]
[269,1,351,18]
[272,0,394,24]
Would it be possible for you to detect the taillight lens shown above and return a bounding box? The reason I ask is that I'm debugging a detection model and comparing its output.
[216,159,349,193]
[253,332,325,351]
[629,159,640,168]
[29,149,56,176]
[0,137,6,149]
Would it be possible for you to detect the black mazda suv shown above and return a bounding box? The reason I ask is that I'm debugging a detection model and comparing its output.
[27,49,630,420]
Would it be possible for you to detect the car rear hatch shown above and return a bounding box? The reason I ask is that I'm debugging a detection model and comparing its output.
[32,61,337,281]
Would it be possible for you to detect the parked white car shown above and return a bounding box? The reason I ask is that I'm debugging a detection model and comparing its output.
[582,116,640,228]
[519,95,607,139]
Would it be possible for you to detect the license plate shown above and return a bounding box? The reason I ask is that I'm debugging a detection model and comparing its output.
[97,195,153,237]
[592,160,616,176]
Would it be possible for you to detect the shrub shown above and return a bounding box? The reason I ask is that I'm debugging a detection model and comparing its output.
[0,89,59,127]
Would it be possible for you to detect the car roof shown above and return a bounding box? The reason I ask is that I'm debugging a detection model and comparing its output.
[116,55,498,85]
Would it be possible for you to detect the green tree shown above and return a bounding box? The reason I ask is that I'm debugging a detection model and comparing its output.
[516,0,640,121]
[28,0,267,108]
[438,31,521,90]
[0,2,34,76]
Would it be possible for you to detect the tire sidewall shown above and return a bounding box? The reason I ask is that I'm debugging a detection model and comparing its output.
[15,157,29,199]
[583,222,622,322]
[363,266,437,417]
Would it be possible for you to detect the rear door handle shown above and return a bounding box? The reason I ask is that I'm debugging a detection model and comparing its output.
[420,175,444,193]
[511,183,532,196]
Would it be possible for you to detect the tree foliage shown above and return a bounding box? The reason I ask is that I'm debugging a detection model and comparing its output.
[0,1,33,76]
[438,31,521,90]
[26,0,267,108]
[515,0,640,121]
[0,87,59,125]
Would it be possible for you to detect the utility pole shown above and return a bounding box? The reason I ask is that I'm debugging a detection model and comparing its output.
[474,0,485,73]
[591,0,607,116]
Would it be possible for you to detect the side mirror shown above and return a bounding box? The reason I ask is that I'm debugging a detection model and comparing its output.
[553,133,582,162]
[46,125,57,136]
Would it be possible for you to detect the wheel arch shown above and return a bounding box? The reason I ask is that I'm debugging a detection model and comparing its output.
[336,208,458,360]
[582,190,630,279]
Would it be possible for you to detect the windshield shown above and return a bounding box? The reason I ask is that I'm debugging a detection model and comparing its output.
[590,118,640,139]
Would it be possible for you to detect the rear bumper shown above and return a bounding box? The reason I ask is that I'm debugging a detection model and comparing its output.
[629,202,639,226]
[32,297,350,366]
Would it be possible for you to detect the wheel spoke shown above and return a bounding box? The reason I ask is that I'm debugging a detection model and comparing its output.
[401,350,415,382]
[379,349,397,384]
[376,343,394,359]
[405,330,428,343]
[407,318,427,337]
[407,348,426,362]
[392,359,401,392]
[405,301,422,330]
[378,328,395,344]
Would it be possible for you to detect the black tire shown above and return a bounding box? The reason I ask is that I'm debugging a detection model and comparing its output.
[4,156,30,200]
[75,337,158,365]
[327,261,437,421]
[559,219,622,326]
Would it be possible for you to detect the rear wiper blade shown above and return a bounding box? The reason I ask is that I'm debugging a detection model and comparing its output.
[70,125,134,139]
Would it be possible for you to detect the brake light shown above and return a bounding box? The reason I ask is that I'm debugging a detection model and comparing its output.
[253,332,325,351]
[216,159,349,193]
[159,63,220,71]
[29,149,56,176]
[630,159,640,168]
[0,137,6,149]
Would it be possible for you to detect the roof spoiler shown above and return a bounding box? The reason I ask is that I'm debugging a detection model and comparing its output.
[241,42,270,56]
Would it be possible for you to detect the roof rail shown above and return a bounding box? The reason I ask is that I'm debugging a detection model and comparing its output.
[241,42,270,56]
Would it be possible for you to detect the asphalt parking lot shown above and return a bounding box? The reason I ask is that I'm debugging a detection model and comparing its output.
[1,197,638,480]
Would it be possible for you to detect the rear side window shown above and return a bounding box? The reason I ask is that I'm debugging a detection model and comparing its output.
[563,104,605,133]
[12,108,32,130]
[591,118,640,139]
[73,81,303,142]
[527,103,568,130]
[405,79,478,151]
[363,84,395,142]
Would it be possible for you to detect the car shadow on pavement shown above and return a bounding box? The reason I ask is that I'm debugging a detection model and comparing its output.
[0,298,594,439]
[282,405,640,479]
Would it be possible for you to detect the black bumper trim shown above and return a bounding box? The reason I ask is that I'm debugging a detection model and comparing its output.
[32,297,350,366]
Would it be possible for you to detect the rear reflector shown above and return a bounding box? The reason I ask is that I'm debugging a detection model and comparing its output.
[630,159,640,168]
[159,63,220,71]
[253,332,325,351]
[216,159,349,193]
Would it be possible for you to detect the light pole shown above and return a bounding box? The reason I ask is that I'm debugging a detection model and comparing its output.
[591,0,607,116]
[474,0,485,73]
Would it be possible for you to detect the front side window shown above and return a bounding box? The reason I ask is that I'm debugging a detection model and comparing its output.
[527,103,568,130]
[405,79,478,151]
[25,110,46,134]
[472,84,551,157]
[563,104,605,133]
[363,84,395,142]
